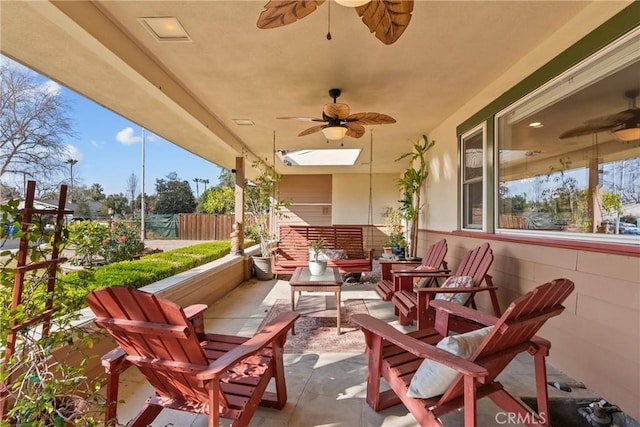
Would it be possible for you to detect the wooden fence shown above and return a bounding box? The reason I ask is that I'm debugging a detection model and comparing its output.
[178,214,235,240]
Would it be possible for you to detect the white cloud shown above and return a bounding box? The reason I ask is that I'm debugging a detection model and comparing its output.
[90,140,101,148]
[116,127,142,145]
[41,80,61,96]
[63,144,83,162]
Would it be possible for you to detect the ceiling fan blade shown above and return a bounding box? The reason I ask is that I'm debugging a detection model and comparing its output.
[346,112,396,125]
[298,124,327,137]
[345,122,366,138]
[277,116,326,122]
[323,103,350,119]
[559,123,617,139]
[584,109,637,126]
[560,109,639,138]
[257,0,325,29]
[356,0,413,45]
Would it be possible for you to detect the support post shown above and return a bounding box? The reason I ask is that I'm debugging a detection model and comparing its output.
[232,157,245,255]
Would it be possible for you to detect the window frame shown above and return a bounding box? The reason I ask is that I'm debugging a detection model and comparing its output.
[492,27,640,244]
[460,123,487,232]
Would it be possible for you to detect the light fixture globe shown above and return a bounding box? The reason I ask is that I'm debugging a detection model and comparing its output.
[613,125,640,141]
[335,0,370,7]
[322,126,348,140]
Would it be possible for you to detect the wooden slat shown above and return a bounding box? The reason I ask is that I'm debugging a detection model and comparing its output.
[273,225,372,274]
[86,286,298,426]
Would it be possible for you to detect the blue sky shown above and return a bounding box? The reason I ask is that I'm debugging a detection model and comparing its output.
[4,55,222,197]
[61,88,223,197]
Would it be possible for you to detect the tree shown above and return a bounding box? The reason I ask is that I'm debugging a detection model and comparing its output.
[72,198,92,218]
[135,193,157,214]
[0,61,74,181]
[100,193,130,216]
[198,186,235,214]
[88,183,105,201]
[218,169,235,189]
[126,172,138,204]
[154,172,196,214]
[0,183,21,199]
[193,178,202,199]
[202,178,210,192]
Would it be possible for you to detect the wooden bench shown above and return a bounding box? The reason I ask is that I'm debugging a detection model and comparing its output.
[271,225,373,276]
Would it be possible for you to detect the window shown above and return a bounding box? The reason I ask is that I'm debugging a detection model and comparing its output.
[461,124,486,230]
[496,29,640,242]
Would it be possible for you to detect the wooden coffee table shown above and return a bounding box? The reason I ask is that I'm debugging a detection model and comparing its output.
[289,267,343,335]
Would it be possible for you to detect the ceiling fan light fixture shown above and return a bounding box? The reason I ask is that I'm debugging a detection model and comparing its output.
[335,0,370,7]
[322,126,348,140]
[613,126,640,141]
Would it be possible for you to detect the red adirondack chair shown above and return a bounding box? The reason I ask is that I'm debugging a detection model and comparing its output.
[375,239,449,301]
[391,242,500,329]
[85,286,299,427]
[353,278,575,427]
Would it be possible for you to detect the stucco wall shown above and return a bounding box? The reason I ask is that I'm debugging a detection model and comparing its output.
[416,3,638,418]
[332,173,400,225]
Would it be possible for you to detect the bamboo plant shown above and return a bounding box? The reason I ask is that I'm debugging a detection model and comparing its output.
[395,135,435,259]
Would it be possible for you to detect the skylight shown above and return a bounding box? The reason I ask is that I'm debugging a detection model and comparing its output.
[277,149,361,166]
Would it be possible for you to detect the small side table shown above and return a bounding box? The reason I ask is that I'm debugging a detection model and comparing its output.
[289,267,343,335]
[378,259,422,281]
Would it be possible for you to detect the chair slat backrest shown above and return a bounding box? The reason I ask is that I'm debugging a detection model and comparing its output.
[455,242,493,285]
[86,286,210,402]
[439,278,575,403]
[422,239,448,270]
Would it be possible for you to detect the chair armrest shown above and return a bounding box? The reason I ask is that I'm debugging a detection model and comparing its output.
[430,300,500,327]
[351,314,487,378]
[197,312,299,381]
[392,269,451,277]
[184,303,207,335]
[415,285,498,295]
[184,304,207,320]
[365,248,374,260]
[101,347,131,372]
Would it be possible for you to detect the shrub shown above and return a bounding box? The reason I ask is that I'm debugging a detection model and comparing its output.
[59,241,233,309]
[100,222,145,264]
[67,220,109,265]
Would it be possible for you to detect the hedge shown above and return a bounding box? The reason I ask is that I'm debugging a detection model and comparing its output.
[60,240,234,309]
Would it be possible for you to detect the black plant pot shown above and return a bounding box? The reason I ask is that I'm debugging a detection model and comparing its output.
[392,246,405,258]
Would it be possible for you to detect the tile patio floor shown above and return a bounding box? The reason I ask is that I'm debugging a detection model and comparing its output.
[114,275,600,426]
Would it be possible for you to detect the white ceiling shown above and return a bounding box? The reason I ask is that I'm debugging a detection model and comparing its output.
[0,1,633,179]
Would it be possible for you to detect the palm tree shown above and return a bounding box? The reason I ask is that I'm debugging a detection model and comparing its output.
[202,179,210,193]
[65,158,78,200]
[192,178,201,198]
[89,183,105,201]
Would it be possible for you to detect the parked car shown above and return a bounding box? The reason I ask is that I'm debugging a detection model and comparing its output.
[619,222,639,235]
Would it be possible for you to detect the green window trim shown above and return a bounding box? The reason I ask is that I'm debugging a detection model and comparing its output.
[456,2,640,136]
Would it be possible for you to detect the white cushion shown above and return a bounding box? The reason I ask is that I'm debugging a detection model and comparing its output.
[406,326,493,399]
[434,275,475,305]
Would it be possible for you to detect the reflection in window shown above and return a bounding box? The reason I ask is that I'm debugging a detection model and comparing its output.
[497,30,640,240]
[462,126,484,230]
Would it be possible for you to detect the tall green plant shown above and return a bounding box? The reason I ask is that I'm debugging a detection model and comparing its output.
[245,160,289,257]
[396,135,435,258]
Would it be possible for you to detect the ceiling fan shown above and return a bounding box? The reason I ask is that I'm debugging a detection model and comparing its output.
[559,89,640,141]
[256,0,413,45]
[277,88,396,140]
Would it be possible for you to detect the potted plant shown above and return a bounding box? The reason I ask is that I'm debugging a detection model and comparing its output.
[0,199,104,426]
[382,206,406,259]
[307,238,328,276]
[245,159,288,280]
[396,135,435,259]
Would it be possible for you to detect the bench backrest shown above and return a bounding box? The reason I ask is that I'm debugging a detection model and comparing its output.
[278,225,366,260]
